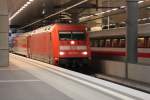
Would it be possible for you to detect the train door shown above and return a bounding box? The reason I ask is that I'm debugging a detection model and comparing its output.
[27,36,31,58]
[49,32,54,64]
[147,37,150,48]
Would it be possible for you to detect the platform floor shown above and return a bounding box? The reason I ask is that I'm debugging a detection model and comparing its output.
[0,54,149,100]
[0,62,72,100]
[4,55,116,100]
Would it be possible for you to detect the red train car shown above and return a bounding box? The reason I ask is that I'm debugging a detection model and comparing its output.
[12,33,29,56]
[90,23,150,65]
[13,24,91,67]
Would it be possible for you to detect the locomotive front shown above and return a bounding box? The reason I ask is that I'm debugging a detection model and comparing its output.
[56,25,91,67]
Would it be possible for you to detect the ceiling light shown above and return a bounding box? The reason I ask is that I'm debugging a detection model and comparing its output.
[29,0,34,2]
[112,8,118,11]
[95,12,105,16]
[105,10,111,13]
[120,6,126,9]
[22,6,25,9]
[138,0,144,4]
[147,6,150,9]
[9,0,35,21]
[142,18,148,20]
[27,1,31,5]
[24,4,28,7]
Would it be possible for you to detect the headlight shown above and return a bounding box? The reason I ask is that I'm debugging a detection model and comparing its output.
[59,51,65,55]
[70,41,75,45]
[82,51,88,55]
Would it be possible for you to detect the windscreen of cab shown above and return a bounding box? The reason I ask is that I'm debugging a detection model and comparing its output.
[59,31,86,40]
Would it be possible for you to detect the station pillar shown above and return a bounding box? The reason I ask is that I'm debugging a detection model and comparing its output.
[126,0,138,64]
[0,0,9,66]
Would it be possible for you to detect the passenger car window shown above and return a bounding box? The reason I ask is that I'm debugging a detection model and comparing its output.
[138,38,145,48]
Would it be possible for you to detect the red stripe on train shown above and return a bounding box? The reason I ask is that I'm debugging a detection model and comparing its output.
[92,51,150,58]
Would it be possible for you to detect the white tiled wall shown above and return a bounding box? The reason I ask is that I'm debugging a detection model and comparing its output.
[128,63,150,84]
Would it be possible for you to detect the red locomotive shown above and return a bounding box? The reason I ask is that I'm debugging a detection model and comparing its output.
[12,24,91,67]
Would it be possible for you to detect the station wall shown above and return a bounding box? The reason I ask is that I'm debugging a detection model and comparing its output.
[92,60,150,84]
[128,63,150,84]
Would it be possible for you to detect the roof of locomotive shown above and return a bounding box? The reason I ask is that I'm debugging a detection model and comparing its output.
[17,23,86,36]
[29,23,86,35]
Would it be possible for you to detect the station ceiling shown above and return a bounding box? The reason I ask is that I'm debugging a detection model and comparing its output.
[8,0,150,30]
[8,0,92,26]
[8,0,75,27]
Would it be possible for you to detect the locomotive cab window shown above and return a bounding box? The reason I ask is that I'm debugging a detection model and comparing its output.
[59,32,71,40]
[72,32,86,40]
[59,31,86,40]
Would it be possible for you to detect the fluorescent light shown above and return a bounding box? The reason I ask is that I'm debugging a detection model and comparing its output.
[19,0,88,29]
[138,17,149,22]
[105,10,111,13]
[27,1,31,5]
[9,0,35,21]
[112,8,118,11]
[142,18,147,20]
[80,0,145,21]
[138,0,144,4]
[100,12,105,14]
[95,12,105,16]
[120,6,126,9]
[29,0,34,2]
[24,3,28,7]
[22,6,25,9]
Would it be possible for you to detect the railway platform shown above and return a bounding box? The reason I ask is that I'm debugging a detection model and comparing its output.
[0,53,149,100]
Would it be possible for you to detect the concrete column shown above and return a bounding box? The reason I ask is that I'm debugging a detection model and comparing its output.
[0,0,9,66]
[126,0,138,64]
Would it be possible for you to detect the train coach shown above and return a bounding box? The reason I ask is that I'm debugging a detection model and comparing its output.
[12,24,91,67]
[90,23,150,65]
